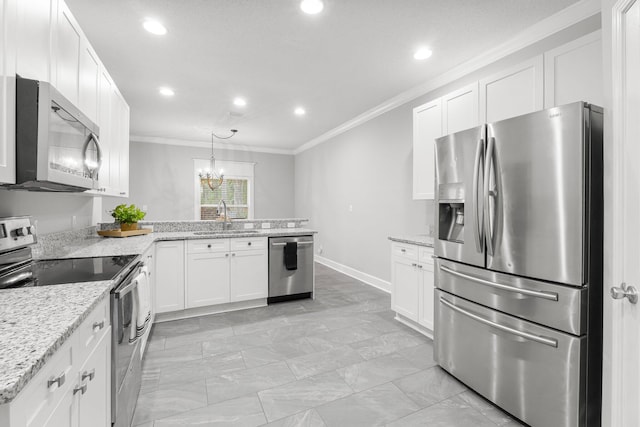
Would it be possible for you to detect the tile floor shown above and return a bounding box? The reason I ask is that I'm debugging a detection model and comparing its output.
[134,263,525,427]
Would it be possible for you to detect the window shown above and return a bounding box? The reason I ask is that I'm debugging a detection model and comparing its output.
[194,159,255,220]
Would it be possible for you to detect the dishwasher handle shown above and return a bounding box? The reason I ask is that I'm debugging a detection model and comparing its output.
[271,241,313,247]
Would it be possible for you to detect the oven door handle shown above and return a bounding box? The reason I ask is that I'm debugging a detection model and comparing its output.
[115,279,138,299]
[440,265,558,301]
[439,296,558,348]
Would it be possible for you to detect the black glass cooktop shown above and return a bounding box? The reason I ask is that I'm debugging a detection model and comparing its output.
[32,255,138,286]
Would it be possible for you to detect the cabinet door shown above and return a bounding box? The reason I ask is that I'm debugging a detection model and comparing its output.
[78,328,111,427]
[480,55,543,123]
[442,82,479,135]
[413,99,442,200]
[418,262,435,331]
[108,90,130,197]
[392,256,420,322]
[230,250,268,302]
[544,31,603,108]
[78,41,100,123]
[186,252,230,308]
[16,0,52,81]
[54,1,81,104]
[0,0,16,184]
[96,70,113,191]
[41,389,74,427]
[155,241,185,313]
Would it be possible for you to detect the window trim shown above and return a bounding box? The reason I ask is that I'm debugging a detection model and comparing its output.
[193,159,255,220]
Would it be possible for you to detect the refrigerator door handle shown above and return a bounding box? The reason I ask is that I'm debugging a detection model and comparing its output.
[472,136,485,253]
[483,136,496,255]
[439,296,558,348]
[439,265,559,301]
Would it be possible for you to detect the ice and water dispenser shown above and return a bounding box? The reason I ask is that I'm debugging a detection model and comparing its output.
[438,183,465,243]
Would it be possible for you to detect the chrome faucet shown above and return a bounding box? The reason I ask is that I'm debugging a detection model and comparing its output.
[219,200,232,231]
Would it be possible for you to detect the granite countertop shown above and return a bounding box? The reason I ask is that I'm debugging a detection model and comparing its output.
[388,234,434,248]
[36,228,317,259]
[0,281,112,404]
[0,227,317,404]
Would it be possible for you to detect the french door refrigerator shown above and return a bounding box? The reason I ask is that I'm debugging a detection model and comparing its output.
[433,102,603,427]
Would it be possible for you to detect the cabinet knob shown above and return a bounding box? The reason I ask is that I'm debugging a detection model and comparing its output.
[207,244,212,248]
[73,382,88,395]
[225,253,229,257]
[411,263,417,267]
[47,372,66,389]
[401,248,406,253]
[248,242,252,246]
[93,320,105,332]
[232,253,236,257]
[611,282,638,304]
[82,369,95,382]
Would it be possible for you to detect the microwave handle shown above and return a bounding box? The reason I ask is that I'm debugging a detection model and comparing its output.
[82,133,102,180]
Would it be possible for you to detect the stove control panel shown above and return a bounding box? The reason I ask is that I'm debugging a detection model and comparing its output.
[0,217,36,252]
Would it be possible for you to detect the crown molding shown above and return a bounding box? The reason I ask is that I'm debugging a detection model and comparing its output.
[294,0,601,155]
[130,135,295,155]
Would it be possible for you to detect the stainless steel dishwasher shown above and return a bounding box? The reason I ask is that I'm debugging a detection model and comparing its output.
[268,235,314,303]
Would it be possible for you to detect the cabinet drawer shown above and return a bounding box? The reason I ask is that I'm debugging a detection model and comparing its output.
[392,242,418,259]
[76,297,110,363]
[187,239,229,254]
[230,237,267,252]
[418,247,434,265]
[18,340,74,427]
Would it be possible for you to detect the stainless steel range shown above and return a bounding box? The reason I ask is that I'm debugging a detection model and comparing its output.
[0,216,148,427]
[433,102,603,427]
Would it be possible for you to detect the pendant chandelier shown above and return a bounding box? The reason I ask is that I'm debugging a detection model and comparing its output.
[199,129,237,191]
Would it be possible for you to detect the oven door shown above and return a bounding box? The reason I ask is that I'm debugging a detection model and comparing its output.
[434,290,586,427]
[111,268,142,427]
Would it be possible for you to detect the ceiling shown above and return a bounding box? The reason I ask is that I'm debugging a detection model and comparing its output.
[66,0,579,152]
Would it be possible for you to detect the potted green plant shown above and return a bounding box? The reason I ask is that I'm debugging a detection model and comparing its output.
[111,204,146,231]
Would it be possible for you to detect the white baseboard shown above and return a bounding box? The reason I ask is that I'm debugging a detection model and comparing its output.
[154,299,267,323]
[315,255,391,293]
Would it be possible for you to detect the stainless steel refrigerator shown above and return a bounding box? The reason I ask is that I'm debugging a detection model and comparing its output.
[433,102,603,427]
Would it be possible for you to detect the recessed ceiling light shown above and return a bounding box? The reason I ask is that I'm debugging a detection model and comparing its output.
[300,0,324,15]
[294,107,306,116]
[233,97,247,107]
[159,87,174,97]
[414,47,433,61]
[143,19,167,35]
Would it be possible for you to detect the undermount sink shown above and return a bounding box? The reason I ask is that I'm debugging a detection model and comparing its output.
[193,230,260,235]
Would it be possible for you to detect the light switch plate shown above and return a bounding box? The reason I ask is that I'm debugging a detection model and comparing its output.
[261,223,271,229]
[287,222,295,228]
[243,223,254,229]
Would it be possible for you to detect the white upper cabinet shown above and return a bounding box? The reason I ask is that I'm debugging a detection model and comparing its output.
[480,55,544,123]
[442,82,479,135]
[0,0,17,184]
[544,31,603,108]
[413,99,442,200]
[16,0,53,81]
[78,41,100,123]
[53,1,81,105]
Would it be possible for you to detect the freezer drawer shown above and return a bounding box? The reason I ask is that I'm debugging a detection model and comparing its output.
[436,259,587,335]
[435,290,587,427]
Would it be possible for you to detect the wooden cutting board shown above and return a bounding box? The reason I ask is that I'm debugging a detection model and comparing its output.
[97,228,152,238]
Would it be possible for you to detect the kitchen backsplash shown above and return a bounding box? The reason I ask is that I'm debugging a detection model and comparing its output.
[32,226,97,258]
[97,219,309,232]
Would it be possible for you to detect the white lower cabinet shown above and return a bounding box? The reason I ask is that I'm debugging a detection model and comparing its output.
[391,242,434,337]
[230,249,268,301]
[186,251,231,307]
[155,241,186,314]
[0,298,111,427]
[154,237,268,316]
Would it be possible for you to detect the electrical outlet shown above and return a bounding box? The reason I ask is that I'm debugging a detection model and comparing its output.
[348,204,353,212]
[142,205,148,212]
[72,215,77,227]
[243,223,254,229]
[428,224,435,236]
[318,245,324,254]
[287,222,295,228]
[261,223,271,229]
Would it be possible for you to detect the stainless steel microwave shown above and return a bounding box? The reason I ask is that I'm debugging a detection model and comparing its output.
[7,77,102,192]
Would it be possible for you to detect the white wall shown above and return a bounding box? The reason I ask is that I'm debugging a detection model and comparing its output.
[0,190,96,233]
[101,141,295,222]
[294,16,602,284]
